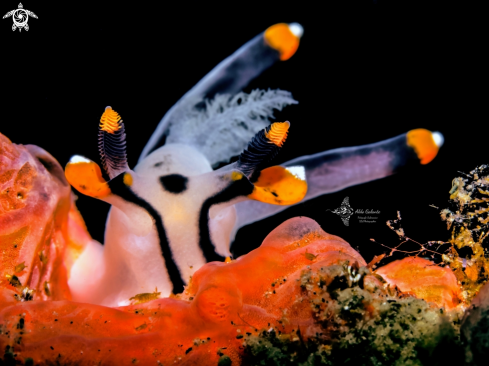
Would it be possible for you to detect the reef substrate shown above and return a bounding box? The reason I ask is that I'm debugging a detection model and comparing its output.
[0,132,484,365]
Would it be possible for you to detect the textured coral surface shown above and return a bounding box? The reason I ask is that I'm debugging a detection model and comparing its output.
[0,216,369,365]
[0,132,465,365]
[461,281,489,365]
[376,257,463,310]
[0,132,91,307]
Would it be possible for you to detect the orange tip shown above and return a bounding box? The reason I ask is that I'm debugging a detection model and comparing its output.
[264,23,302,61]
[248,165,307,205]
[65,156,111,198]
[406,129,443,165]
[100,106,122,134]
[265,121,290,147]
[123,172,133,186]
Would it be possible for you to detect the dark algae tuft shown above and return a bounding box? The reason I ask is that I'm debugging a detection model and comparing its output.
[440,165,489,303]
[242,264,464,365]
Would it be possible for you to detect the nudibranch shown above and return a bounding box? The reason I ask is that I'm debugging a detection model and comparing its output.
[66,109,305,306]
[63,23,445,307]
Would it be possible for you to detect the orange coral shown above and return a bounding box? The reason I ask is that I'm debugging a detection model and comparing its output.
[0,133,90,307]
[0,211,463,365]
[0,215,369,365]
[0,131,465,365]
[375,257,463,310]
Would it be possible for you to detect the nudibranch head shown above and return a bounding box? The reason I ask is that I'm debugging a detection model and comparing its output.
[65,106,307,303]
[264,23,303,61]
[406,128,444,165]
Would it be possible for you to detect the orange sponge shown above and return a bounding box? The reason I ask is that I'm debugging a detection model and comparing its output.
[376,257,463,310]
[0,132,464,365]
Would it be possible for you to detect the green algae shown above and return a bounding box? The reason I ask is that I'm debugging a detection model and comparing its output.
[242,264,463,365]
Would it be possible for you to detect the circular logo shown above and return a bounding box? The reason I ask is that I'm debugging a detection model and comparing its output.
[12,9,28,27]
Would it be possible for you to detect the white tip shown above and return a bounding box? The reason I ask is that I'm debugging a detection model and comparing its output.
[288,23,304,38]
[286,166,306,181]
[70,155,92,164]
[432,131,444,148]
[105,106,112,110]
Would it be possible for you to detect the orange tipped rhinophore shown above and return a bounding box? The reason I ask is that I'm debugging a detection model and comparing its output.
[99,106,122,134]
[98,106,129,178]
[265,121,290,147]
[406,129,442,165]
[264,23,302,61]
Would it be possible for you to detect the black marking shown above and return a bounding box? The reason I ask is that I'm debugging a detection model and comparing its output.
[153,162,163,168]
[159,174,188,194]
[108,175,185,293]
[198,178,254,262]
[99,119,128,179]
[237,127,282,182]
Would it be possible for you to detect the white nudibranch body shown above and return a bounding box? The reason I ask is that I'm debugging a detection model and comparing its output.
[65,23,444,307]
[82,143,238,306]
[66,106,302,306]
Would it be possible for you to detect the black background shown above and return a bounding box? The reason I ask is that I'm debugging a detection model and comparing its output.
[1,1,486,264]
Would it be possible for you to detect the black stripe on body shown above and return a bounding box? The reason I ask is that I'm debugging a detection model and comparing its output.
[108,174,186,294]
[198,178,254,262]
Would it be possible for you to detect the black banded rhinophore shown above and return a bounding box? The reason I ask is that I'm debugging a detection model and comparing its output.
[63,23,444,307]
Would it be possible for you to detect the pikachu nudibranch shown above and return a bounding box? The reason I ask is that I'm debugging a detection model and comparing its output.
[64,22,444,306]
[66,106,306,306]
